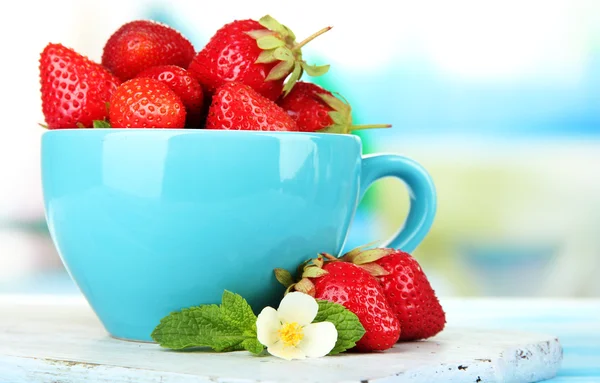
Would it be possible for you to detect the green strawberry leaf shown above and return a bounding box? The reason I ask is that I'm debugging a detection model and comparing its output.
[282,62,303,96]
[300,62,330,77]
[255,50,277,64]
[258,15,288,36]
[314,300,365,355]
[265,59,294,81]
[38,123,49,129]
[274,268,295,288]
[257,35,286,50]
[151,291,264,355]
[273,46,294,62]
[93,120,112,129]
[246,30,275,40]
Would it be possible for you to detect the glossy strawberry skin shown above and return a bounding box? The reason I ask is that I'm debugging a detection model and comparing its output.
[375,251,446,341]
[109,77,186,128]
[102,20,195,82]
[39,43,120,129]
[136,65,204,128]
[311,262,401,352]
[278,81,333,132]
[206,82,296,131]
[188,19,283,101]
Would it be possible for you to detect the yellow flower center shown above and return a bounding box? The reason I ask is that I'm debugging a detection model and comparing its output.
[278,322,304,347]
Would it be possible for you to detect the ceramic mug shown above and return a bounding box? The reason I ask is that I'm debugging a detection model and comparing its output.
[41,129,436,341]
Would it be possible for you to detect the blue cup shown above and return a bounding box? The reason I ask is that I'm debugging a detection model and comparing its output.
[41,129,436,341]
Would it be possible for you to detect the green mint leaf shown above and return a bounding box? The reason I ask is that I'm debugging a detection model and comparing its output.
[314,299,365,355]
[220,290,258,333]
[242,338,265,355]
[93,120,111,129]
[151,290,264,355]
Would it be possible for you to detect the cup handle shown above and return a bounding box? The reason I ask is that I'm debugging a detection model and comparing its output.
[359,154,437,252]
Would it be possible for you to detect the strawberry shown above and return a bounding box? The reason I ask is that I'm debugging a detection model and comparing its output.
[188,15,330,101]
[341,246,446,341]
[136,65,204,128]
[278,81,391,133]
[39,43,120,129]
[205,82,296,131]
[102,20,195,82]
[109,77,186,128]
[275,255,401,352]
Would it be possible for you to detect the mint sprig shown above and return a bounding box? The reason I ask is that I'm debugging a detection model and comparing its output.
[151,291,365,357]
[151,291,264,355]
[314,300,365,355]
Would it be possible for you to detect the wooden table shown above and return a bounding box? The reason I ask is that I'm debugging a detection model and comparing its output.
[0,295,598,382]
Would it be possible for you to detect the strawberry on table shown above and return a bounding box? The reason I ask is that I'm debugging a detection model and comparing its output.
[205,82,297,131]
[278,81,391,133]
[341,246,446,341]
[102,20,195,82]
[109,77,186,128]
[276,255,401,352]
[39,43,120,129]
[136,65,204,128]
[188,15,330,101]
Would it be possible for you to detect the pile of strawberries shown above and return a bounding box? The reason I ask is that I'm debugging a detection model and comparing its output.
[39,15,388,133]
[275,245,446,352]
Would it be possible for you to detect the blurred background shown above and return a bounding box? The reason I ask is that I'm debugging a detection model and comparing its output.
[1,0,599,298]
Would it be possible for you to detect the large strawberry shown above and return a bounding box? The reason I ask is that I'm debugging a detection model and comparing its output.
[109,77,186,128]
[39,43,120,129]
[102,20,195,82]
[275,255,401,352]
[205,82,296,131]
[341,246,446,341]
[188,15,330,101]
[278,81,391,133]
[136,65,204,128]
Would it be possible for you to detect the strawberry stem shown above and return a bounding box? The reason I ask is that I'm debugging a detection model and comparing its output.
[293,26,332,50]
[351,124,392,131]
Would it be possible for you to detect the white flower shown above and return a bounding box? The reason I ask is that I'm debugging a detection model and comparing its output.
[256,292,338,360]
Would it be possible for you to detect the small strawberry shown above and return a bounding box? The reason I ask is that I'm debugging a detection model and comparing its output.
[39,43,120,129]
[275,255,401,352]
[102,20,195,82]
[205,82,296,131]
[278,81,391,133]
[109,77,186,128]
[341,246,446,341]
[136,65,204,128]
[188,15,330,101]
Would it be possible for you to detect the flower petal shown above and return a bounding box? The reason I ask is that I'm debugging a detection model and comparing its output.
[297,321,338,358]
[268,342,307,360]
[256,306,280,347]
[277,292,318,326]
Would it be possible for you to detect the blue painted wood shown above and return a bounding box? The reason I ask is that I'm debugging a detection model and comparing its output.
[443,299,600,382]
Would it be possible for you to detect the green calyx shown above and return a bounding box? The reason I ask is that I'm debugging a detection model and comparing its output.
[340,243,393,277]
[247,15,331,95]
[317,92,392,134]
[274,253,338,297]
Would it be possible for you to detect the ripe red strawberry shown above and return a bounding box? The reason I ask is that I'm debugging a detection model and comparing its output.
[109,77,186,128]
[39,43,120,129]
[206,82,296,131]
[276,255,401,352]
[188,15,330,101]
[102,20,195,82]
[278,81,391,133]
[136,65,204,128]
[341,246,446,341]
